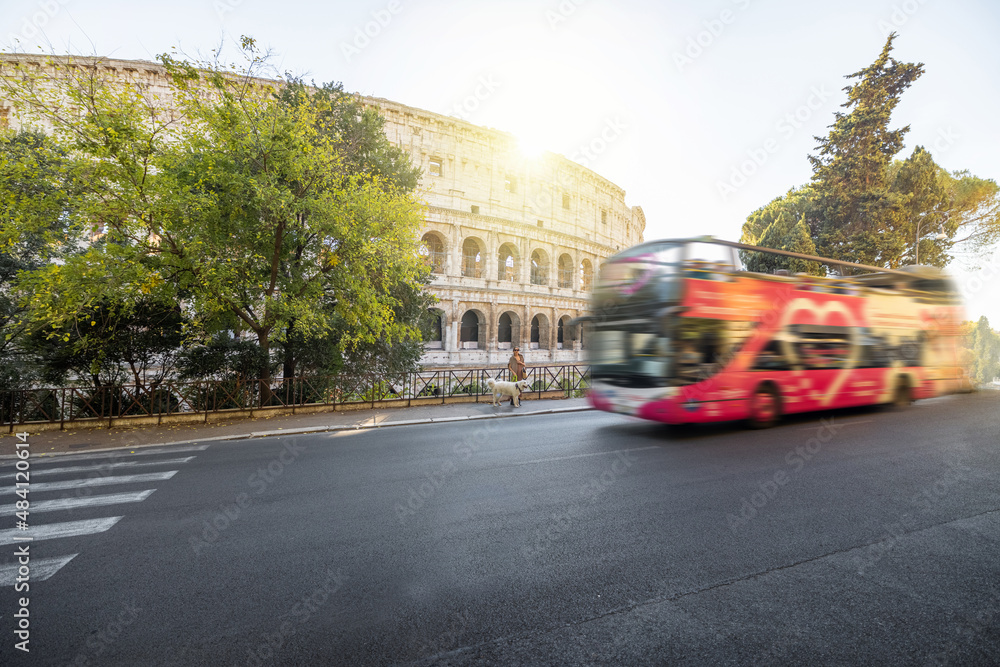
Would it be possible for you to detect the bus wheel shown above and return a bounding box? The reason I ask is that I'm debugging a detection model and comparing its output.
[750,385,781,429]
[893,378,912,407]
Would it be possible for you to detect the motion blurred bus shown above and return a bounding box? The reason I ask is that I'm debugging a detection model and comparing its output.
[584,237,968,427]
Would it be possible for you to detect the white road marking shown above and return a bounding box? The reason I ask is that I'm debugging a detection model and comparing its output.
[0,517,122,546]
[0,554,78,586]
[0,471,177,495]
[1,444,209,467]
[0,457,194,480]
[0,490,156,515]
[512,446,659,466]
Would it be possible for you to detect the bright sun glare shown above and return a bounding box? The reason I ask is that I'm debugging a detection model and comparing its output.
[516,133,549,159]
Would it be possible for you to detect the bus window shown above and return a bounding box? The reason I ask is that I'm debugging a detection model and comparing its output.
[753,340,792,371]
[895,333,924,366]
[789,326,853,370]
[685,242,736,268]
[857,331,893,368]
[590,329,626,366]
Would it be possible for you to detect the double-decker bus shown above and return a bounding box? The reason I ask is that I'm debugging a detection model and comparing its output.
[585,237,967,427]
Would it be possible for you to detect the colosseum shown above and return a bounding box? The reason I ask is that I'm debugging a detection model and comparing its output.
[0,54,645,367]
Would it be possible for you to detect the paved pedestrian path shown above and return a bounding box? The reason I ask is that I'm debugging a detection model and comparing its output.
[0,396,592,457]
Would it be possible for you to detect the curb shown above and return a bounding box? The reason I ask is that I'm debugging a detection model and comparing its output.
[2,405,594,460]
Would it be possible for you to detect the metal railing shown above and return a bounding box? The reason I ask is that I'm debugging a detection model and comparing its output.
[1,365,591,430]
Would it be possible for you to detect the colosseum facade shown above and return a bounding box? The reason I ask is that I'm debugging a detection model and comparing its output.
[372,99,644,367]
[0,54,645,367]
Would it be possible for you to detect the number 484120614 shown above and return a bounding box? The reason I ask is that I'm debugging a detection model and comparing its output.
[15,432,29,525]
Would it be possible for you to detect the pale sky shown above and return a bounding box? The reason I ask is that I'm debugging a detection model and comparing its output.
[3,0,999,324]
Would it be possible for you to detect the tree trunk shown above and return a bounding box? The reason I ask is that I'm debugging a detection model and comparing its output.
[282,319,296,382]
[257,329,272,407]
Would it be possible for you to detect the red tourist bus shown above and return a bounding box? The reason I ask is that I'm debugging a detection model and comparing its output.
[585,237,968,427]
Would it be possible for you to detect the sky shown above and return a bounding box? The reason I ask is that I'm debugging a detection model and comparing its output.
[3,0,1000,324]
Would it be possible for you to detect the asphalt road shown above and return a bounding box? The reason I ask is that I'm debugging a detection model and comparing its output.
[1,392,999,666]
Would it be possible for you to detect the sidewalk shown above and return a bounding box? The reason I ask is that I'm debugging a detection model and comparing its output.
[0,396,593,458]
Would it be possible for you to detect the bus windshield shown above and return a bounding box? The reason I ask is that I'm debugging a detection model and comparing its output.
[592,242,683,314]
[590,315,752,388]
[589,239,748,388]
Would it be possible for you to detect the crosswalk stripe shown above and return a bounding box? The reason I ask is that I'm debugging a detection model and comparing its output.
[0,554,78,586]
[0,517,122,546]
[0,490,156,516]
[0,457,194,480]
[0,444,210,468]
[0,471,177,496]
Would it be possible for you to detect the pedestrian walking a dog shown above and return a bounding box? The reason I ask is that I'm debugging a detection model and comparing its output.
[506,347,528,405]
[508,347,526,381]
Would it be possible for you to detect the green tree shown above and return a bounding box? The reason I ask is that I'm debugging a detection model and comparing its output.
[2,43,428,391]
[809,32,924,267]
[888,145,950,267]
[277,80,421,193]
[0,130,84,389]
[742,35,1000,273]
[967,316,1000,385]
[939,171,1000,269]
[25,296,185,391]
[177,332,274,384]
[739,187,822,275]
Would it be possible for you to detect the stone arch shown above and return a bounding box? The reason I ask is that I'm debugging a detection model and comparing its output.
[459,309,486,349]
[557,253,574,288]
[530,248,550,286]
[425,308,446,349]
[461,237,486,278]
[529,313,551,350]
[497,242,519,283]
[580,258,594,291]
[496,310,522,350]
[557,314,577,349]
[419,232,447,274]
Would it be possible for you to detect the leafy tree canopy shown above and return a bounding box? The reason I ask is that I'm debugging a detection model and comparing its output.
[964,316,1000,384]
[1,38,431,387]
[740,33,999,273]
[0,130,85,388]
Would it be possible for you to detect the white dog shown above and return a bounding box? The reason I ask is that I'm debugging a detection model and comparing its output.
[486,378,530,407]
